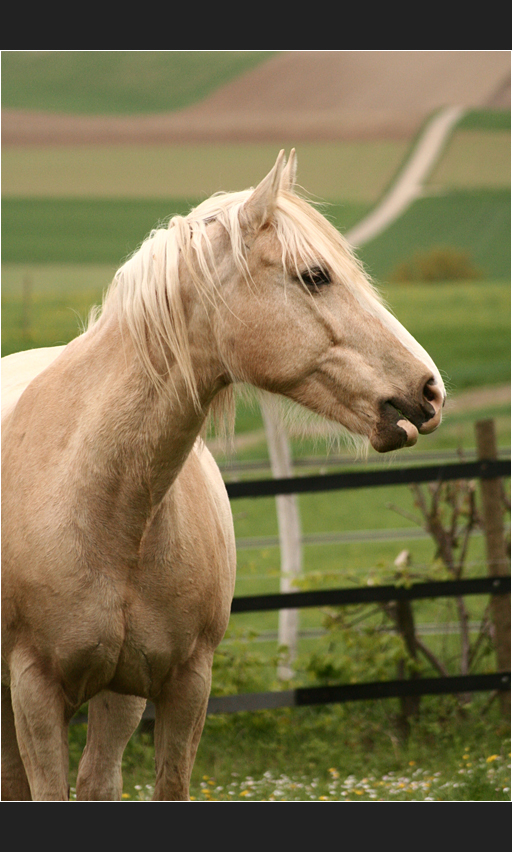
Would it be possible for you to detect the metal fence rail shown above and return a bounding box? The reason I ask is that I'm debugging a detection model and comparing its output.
[230,575,510,613]
[203,574,510,715]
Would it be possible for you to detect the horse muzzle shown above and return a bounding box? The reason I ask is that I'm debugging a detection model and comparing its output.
[370,377,445,453]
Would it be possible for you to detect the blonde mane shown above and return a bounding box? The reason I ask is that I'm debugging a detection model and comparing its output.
[91,185,384,415]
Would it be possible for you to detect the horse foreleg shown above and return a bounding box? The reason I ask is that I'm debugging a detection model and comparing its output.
[8,649,70,801]
[153,649,213,801]
[1,683,32,800]
[76,691,146,801]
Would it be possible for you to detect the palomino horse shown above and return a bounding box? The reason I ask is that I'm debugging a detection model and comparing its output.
[2,151,444,800]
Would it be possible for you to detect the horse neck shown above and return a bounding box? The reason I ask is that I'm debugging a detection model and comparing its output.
[78,312,222,511]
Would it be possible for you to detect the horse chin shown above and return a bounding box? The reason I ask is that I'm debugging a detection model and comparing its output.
[369,416,419,453]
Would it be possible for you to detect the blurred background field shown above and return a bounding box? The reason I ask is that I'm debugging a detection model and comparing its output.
[2,51,510,800]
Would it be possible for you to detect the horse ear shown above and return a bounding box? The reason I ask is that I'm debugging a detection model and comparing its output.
[281,148,297,192]
[239,150,286,236]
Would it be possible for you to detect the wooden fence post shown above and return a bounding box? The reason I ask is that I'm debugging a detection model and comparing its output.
[260,397,302,681]
[475,419,510,715]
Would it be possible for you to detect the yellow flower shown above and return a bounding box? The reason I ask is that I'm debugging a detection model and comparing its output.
[122,793,130,799]
[486,754,499,762]
[408,760,416,766]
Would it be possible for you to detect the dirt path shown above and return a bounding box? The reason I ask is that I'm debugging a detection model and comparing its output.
[444,383,510,414]
[346,106,466,246]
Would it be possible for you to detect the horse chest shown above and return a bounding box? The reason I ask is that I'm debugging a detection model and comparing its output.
[49,599,200,704]
[108,630,197,698]
[103,575,210,698]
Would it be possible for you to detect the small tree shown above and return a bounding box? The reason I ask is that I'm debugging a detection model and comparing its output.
[388,475,480,679]
[386,429,510,720]
[304,441,509,735]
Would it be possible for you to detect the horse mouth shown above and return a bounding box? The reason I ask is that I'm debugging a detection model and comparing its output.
[370,415,417,453]
[370,399,434,453]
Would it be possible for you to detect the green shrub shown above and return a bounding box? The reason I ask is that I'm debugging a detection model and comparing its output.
[392,246,483,282]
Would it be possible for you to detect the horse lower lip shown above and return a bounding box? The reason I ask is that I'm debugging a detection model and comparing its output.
[397,418,418,447]
[370,413,419,453]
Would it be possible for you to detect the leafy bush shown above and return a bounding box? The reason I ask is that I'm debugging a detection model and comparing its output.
[392,246,483,282]
[211,628,279,696]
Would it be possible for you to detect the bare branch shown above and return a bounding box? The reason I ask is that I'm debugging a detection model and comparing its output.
[414,636,450,677]
[385,502,423,527]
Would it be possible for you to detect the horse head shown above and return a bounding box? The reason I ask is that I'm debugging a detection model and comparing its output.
[214,150,445,453]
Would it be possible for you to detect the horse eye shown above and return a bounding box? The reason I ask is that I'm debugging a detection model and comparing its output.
[300,267,331,291]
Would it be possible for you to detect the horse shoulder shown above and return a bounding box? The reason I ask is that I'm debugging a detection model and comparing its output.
[138,440,236,630]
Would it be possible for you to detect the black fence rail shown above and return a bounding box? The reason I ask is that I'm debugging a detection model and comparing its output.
[225,458,510,499]
[135,574,512,720]
[129,577,512,720]
[204,574,510,715]
[72,456,510,725]
[205,456,510,716]
[230,575,510,614]
[206,674,510,716]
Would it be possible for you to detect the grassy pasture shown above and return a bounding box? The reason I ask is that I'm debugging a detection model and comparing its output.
[428,128,511,190]
[1,51,277,114]
[3,263,509,394]
[1,141,408,204]
[362,189,510,282]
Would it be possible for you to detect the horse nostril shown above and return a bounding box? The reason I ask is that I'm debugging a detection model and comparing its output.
[423,377,445,407]
[419,377,444,434]
[423,379,436,402]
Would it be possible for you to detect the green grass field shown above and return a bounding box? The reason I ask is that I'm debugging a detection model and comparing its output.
[1,141,408,205]
[3,266,509,394]
[1,51,277,114]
